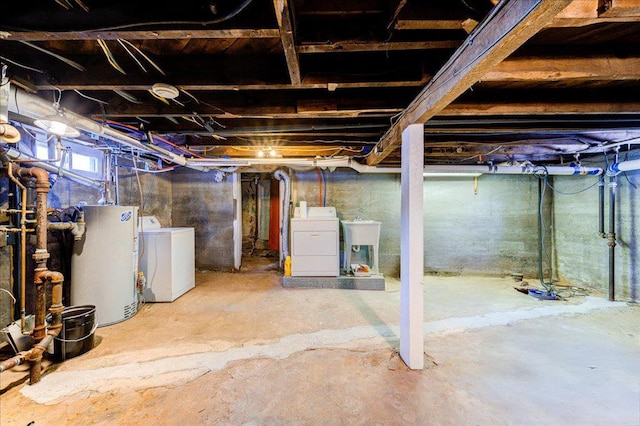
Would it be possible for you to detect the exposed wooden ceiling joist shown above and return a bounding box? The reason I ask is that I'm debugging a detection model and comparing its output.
[482,54,640,82]
[366,0,575,166]
[297,40,460,53]
[0,29,281,41]
[273,0,301,85]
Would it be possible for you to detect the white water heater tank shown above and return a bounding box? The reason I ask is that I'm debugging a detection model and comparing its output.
[71,205,139,326]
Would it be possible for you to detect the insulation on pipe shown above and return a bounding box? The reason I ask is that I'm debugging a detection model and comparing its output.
[607,158,640,176]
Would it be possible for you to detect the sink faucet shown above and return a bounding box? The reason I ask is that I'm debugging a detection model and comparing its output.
[354,207,365,221]
[354,216,362,221]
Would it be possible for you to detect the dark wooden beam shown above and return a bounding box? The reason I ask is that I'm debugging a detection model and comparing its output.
[40,80,426,91]
[273,0,301,85]
[394,19,465,30]
[297,40,460,53]
[366,0,574,166]
[482,55,640,82]
[2,29,281,41]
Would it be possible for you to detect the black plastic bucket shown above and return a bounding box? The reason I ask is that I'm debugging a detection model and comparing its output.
[52,305,96,361]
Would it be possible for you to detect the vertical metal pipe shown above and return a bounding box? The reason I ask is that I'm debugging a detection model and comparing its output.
[608,175,617,301]
[6,163,29,332]
[598,178,605,237]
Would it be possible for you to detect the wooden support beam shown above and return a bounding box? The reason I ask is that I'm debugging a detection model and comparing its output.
[273,0,302,85]
[550,0,640,26]
[297,40,460,53]
[1,29,281,41]
[482,55,640,82]
[366,0,574,166]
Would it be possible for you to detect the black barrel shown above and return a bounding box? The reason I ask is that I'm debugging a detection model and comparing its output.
[52,305,96,361]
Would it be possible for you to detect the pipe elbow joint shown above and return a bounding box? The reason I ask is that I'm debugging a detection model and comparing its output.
[606,164,621,177]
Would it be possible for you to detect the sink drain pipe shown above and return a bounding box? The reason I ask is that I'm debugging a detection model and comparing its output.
[273,169,290,266]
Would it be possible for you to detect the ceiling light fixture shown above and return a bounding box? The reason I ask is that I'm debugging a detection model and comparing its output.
[33,110,80,138]
[151,83,179,100]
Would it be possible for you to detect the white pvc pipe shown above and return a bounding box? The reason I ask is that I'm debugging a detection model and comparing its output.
[608,158,640,176]
[187,156,603,176]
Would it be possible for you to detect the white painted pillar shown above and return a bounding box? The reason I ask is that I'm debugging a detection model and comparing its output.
[232,173,242,270]
[400,123,424,369]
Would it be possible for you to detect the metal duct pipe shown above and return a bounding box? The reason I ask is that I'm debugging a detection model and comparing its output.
[607,158,640,176]
[608,176,617,301]
[7,86,207,171]
[273,169,291,265]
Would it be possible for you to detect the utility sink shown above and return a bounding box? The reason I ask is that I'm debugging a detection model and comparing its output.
[341,220,382,273]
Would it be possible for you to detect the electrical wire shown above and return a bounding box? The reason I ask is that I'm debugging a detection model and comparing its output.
[73,89,109,105]
[0,55,44,73]
[132,152,145,261]
[117,39,148,73]
[320,168,327,207]
[142,173,156,211]
[96,38,126,74]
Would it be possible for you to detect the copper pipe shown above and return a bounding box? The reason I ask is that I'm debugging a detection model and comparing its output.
[6,162,28,332]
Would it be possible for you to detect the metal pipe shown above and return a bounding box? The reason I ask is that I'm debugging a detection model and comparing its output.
[47,211,86,241]
[607,157,640,176]
[6,162,29,333]
[273,169,291,264]
[2,145,105,190]
[7,86,207,172]
[608,175,617,301]
[598,178,605,237]
[187,157,604,176]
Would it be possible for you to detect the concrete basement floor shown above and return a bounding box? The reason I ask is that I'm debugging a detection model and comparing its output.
[1,257,639,425]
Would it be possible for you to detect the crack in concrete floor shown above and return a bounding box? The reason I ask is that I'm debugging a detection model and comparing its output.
[21,296,625,405]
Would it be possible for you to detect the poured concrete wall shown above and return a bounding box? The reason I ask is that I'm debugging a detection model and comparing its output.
[291,169,549,278]
[553,167,639,301]
[171,168,234,270]
[118,172,172,228]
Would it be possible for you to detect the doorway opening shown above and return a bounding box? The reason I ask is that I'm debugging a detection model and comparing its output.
[240,173,280,271]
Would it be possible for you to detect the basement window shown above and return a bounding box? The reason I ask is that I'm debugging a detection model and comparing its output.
[33,135,103,179]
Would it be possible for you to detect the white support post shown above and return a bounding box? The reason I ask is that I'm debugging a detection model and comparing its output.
[400,123,424,369]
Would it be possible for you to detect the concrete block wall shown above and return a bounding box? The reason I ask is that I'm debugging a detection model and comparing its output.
[291,169,550,278]
[553,166,639,301]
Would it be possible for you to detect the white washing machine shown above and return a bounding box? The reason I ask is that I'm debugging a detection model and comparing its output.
[139,216,195,302]
[290,207,339,277]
